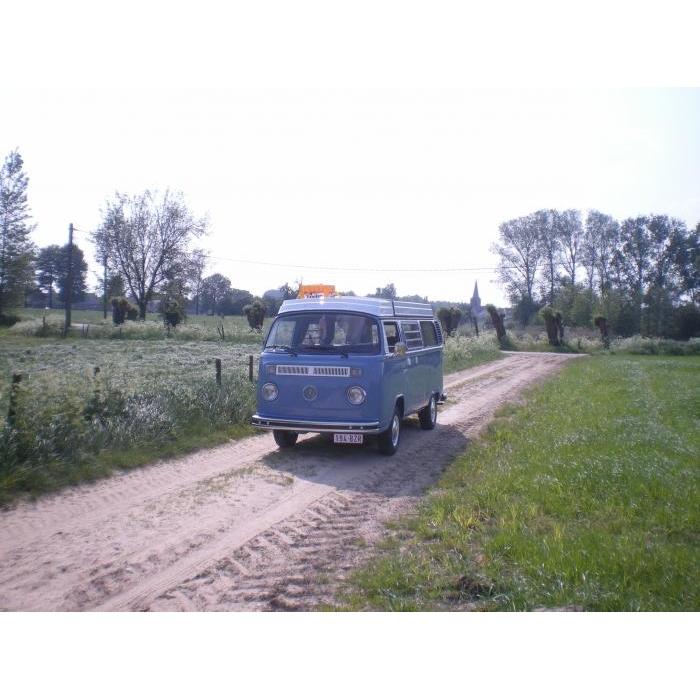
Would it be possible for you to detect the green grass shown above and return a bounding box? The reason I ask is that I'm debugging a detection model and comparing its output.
[4,308,272,342]
[340,355,700,611]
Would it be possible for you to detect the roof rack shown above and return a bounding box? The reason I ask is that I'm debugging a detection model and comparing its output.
[278,296,434,318]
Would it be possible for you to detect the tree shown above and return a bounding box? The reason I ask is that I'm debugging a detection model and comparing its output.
[0,150,35,314]
[92,190,207,320]
[535,209,560,305]
[372,283,397,300]
[618,216,654,332]
[95,272,125,304]
[200,273,232,315]
[582,210,619,294]
[555,209,583,287]
[36,244,62,308]
[485,304,507,345]
[187,248,207,315]
[223,288,255,315]
[57,243,88,303]
[436,307,462,336]
[492,213,541,306]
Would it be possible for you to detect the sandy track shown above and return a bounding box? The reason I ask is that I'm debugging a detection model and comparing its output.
[0,352,580,611]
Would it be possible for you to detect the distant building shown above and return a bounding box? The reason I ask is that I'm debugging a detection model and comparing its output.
[470,281,483,317]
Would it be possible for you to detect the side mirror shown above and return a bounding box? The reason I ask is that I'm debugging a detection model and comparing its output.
[394,342,407,357]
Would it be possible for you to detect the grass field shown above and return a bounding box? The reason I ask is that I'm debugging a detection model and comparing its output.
[5,308,272,342]
[341,354,700,611]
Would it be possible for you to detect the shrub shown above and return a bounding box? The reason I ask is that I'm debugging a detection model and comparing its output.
[0,313,21,327]
[243,300,266,331]
[610,335,700,356]
[160,297,186,327]
[111,297,137,325]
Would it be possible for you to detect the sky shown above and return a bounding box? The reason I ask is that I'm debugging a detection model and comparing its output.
[2,3,699,307]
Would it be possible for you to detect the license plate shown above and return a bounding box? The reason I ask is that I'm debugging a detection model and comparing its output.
[333,433,363,444]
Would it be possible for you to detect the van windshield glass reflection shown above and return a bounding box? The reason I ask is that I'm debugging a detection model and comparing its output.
[266,314,381,355]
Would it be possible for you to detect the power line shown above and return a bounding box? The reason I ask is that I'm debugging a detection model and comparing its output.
[201,253,508,273]
[70,227,513,273]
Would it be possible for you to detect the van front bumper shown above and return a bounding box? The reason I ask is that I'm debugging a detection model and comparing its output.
[252,415,381,434]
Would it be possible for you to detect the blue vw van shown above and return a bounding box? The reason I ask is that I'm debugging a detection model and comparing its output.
[251,297,445,455]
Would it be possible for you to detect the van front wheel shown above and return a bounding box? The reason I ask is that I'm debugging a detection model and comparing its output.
[273,430,298,449]
[418,395,438,430]
[378,408,401,455]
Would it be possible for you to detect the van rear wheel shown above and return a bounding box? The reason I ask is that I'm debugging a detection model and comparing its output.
[418,394,438,430]
[273,430,298,449]
[378,407,401,455]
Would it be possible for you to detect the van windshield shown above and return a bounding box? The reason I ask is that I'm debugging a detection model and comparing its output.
[266,313,381,355]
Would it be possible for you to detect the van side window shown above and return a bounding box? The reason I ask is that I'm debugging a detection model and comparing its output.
[383,321,399,353]
[401,321,423,349]
[420,320,438,347]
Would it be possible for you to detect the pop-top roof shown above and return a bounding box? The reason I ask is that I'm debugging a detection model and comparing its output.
[278,296,434,318]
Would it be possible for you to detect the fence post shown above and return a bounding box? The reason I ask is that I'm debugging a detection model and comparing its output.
[215,358,222,386]
[7,373,23,426]
[248,355,254,382]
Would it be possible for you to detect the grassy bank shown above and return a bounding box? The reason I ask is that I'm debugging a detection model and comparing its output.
[342,355,700,611]
[442,333,502,373]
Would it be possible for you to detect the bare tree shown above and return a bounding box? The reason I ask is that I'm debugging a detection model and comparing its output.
[92,190,207,320]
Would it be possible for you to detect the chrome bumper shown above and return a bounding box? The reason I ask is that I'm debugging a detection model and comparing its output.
[251,415,381,434]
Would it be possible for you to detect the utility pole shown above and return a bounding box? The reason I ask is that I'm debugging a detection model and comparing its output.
[65,223,73,333]
[103,253,108,320]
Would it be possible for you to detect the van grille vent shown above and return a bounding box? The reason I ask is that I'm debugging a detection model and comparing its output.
[276,365,350,377]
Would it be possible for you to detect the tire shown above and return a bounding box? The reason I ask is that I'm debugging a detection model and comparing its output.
[378,407,402,455]
[273,430,298,449]
[418,394,438,430]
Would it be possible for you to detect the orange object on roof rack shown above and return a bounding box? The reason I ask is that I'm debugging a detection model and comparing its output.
[297,284,337,299]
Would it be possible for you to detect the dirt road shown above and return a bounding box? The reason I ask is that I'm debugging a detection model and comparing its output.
[0,352,580,611]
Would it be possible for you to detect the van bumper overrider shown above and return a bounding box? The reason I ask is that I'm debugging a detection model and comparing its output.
[252,415,381,434]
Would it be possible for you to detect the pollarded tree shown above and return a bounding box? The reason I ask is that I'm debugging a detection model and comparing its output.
[0,150,36,314]
[92,190,207,320]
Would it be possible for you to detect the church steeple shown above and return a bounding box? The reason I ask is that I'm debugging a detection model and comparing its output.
[470,281,481,315]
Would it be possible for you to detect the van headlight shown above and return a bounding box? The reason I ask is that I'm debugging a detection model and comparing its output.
[262,383,279,401]
[346,386,366,405]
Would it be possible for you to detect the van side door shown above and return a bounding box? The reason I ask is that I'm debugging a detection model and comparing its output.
[382,320,408,423]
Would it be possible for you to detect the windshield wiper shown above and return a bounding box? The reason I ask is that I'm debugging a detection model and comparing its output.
[267,344,297,356]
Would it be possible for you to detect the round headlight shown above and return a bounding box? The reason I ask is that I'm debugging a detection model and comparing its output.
[261,382,279,401]
[346,386,367,405]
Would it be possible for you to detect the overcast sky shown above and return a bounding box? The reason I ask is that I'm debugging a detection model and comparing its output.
[3,2,698,307]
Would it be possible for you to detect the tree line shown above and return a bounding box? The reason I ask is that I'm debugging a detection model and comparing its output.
[492,209,699,339]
